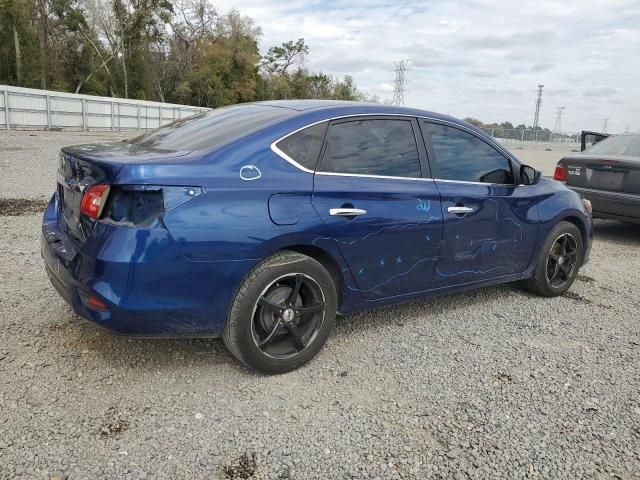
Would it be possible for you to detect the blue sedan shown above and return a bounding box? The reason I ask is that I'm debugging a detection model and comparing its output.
[42,101,593,373]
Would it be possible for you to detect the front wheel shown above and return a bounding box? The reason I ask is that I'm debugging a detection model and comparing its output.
[522,221,583,297]
[223,251,337,374]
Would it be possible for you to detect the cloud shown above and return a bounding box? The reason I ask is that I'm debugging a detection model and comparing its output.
[583,87,620,97]
[215,0,638,132]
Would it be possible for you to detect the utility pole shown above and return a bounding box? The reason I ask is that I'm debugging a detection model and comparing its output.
[549,106,565,143]
[392,60,408,106]
[533,84,544,130]
[602,118,609,134]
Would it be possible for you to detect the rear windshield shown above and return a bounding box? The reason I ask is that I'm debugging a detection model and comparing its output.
[127,104,292,152]
[585,134,640,157]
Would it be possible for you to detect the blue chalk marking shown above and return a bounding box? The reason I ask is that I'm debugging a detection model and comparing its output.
[396,256,402,264]
[358,267,365,276]
[436,266,505,277]
[379,259,385,266]
[487,198,523,243]
[416,199,431,212]
[312,218,439,247]
[425,235,431,241]
[491,244,497,251]
[346,256,437,293]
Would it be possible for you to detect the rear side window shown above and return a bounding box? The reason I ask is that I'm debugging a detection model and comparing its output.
[319,119,421,178]
[275,122,327,171]
[422,122,514,184]
[128,104,292,152]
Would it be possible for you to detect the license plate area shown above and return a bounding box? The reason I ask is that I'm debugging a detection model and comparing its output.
[587,169,624,189]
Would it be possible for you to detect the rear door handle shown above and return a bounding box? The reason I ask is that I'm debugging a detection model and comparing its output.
[447,206,474,214]
[329,208,367,217]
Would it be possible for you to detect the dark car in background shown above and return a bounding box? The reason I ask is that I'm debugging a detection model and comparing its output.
[555,133,640,224]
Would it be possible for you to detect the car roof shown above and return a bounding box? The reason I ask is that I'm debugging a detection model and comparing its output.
[252,99,460,124]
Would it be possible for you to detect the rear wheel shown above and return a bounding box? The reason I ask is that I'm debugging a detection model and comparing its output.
[223,251,337,374]
[523,221,583,297]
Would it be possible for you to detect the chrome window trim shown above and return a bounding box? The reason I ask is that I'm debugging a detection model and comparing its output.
[315,171,430,182]
[434,178,519,187]
[270,118,331,174]
[269,113,520,184]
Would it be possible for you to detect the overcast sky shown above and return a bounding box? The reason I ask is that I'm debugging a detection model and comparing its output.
[216,0,639,133]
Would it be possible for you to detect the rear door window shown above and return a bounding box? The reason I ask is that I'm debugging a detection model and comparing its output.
[319,119,421,178]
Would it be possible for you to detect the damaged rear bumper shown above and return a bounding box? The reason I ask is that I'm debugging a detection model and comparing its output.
[41,194,243,337]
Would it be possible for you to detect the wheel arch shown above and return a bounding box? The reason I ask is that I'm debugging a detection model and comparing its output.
[556,214,588,264]
[283,244,345,308]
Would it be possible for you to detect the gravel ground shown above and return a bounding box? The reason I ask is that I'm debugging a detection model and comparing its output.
[1,131,639,479]
[0,130,127,200]
[506,143,579,176]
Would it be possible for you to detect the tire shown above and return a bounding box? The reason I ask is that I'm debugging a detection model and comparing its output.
[223,250,337,374]
[522,221,583,297]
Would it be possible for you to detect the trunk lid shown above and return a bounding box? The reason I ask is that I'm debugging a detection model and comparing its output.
[561,154,640,194]
[57,142,189,243]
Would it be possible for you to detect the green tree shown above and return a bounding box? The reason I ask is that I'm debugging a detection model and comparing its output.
[0,1,372,107]
[261,38,308,75]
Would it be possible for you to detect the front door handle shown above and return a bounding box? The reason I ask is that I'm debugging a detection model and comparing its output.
[329,208,367,217]
[447,206,474,214]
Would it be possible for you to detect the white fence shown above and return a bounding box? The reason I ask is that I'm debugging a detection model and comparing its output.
[0,85,209,132]
[483,127,580,147]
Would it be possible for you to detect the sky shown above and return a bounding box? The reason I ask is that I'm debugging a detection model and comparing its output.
[215,0,639,133]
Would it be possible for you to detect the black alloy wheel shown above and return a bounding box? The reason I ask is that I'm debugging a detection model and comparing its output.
[251,273,326,359]
[546,233,578,288]
[522,220,583,297]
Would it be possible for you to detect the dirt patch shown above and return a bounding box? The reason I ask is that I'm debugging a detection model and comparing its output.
[563,291,592,304]
[496,370,514,383]
[223,453,257,479]
[99,419,129,440]
[98,406,131,442]
[577,274,596,283]
[0,198,48,216]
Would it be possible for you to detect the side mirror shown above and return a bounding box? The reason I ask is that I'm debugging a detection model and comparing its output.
[520,164,540,185]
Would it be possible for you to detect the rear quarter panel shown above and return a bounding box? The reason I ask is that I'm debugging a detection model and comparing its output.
[128,122,359,323]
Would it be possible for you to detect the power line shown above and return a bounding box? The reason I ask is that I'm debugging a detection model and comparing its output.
[392,60,408,106]
[533,84,544,130]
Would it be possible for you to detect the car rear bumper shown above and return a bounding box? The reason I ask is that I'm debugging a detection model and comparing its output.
[41,194,248,337]
[569,186,640,224]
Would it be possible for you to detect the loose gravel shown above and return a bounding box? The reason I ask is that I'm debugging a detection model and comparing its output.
[1,131,639,479]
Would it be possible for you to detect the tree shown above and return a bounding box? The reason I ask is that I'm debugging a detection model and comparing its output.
[0,0,32,86]
[261,38,308,75]
[0,1,371,106]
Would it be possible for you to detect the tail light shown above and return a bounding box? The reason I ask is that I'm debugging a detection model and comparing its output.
[79,292,109,311]
[103,185,203,227]
[80,184,111,219]
[553,164,567,182]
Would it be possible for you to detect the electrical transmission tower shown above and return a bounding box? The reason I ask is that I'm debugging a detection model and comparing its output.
[533,84,544,130]
[392,60,408,106]
[602,118,609,134]
[549,106,565,143]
